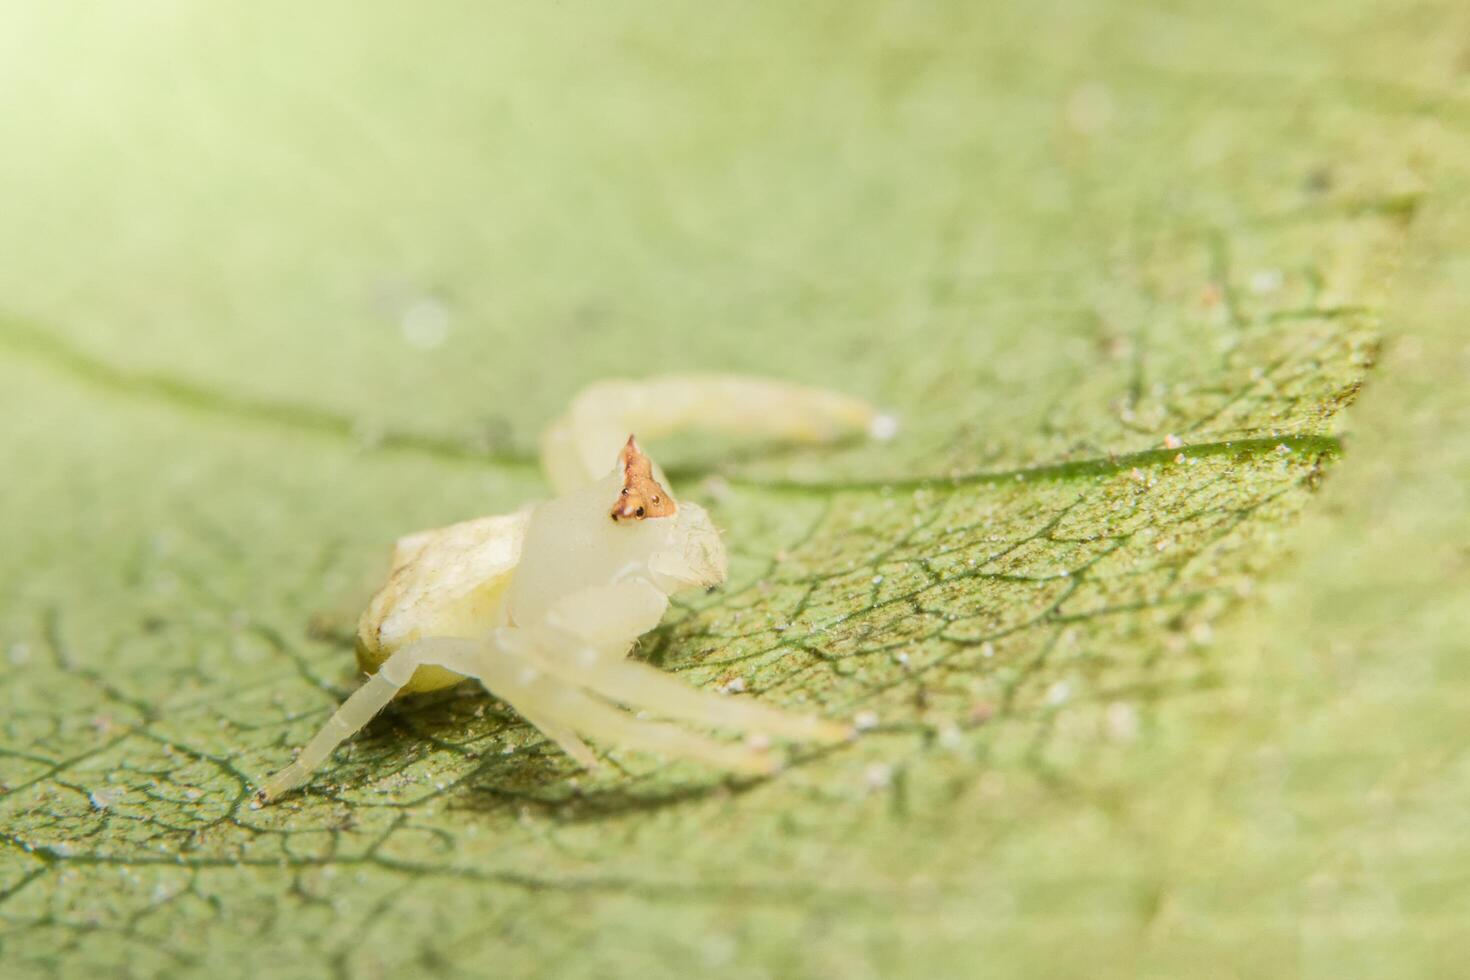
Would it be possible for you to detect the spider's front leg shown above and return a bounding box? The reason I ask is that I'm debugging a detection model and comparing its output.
[495,579,850,772]
[484,626,782,774]
[255,637,483,805]
[540,374,896,493]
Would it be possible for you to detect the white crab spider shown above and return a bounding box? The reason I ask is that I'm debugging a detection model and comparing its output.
[256,375,895,804]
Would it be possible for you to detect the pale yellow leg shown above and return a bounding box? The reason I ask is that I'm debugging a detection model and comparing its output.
[483,629,777,774]
[523,630,848,743]
[531,581,851,744]
[540,374,895,493]
[255,637,482,804]
[564,657,850,743]
[511,704,600,769]
[501,635,846,770]
[532,682,777,774]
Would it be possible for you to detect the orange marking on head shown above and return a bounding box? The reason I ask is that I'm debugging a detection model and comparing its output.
[610,435,677,522]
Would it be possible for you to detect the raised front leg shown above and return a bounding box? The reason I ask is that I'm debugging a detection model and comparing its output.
[539,374,895,493]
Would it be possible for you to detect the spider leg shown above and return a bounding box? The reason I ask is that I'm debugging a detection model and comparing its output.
[526,680,778,774]
[509,703,600,770]
[484,629,777,774]
[540,374,895,493]
[530,580,851,744]
[255,637,482,804]
[552,655,850,743]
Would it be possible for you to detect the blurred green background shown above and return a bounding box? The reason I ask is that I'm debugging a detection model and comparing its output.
[1,2,1467,977]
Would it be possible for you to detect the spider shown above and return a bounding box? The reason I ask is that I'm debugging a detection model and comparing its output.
[256,375,895,804]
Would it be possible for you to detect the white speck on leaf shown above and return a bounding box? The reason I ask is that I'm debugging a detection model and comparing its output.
[400,296,451,349]
[869,413,900,441]
[1249,269,1284,294]
[1105,702,1140,741]
[88,786,126,810]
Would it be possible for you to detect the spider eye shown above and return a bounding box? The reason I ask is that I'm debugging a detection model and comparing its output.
[635,506,645,518]
[651,495,660,503]
[621,488,629,495]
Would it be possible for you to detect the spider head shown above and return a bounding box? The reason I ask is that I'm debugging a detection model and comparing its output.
[609,435,677,522]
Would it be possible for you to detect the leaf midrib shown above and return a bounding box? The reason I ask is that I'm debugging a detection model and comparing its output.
[0,312,1343,496]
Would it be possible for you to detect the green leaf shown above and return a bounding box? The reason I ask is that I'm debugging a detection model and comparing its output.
[3,3,1467,976]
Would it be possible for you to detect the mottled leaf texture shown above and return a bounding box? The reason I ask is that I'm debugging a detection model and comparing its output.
[2,3,1468,978]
